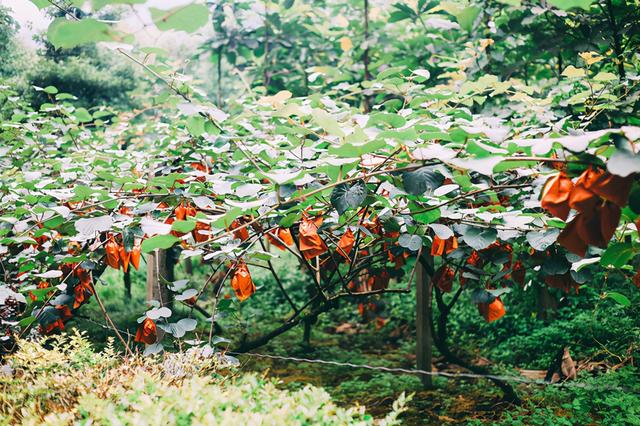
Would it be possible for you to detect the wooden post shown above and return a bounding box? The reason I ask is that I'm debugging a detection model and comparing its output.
[146,249,170,306]
[416,254,434,388]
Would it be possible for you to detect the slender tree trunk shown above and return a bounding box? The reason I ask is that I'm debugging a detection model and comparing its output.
[604,0,625,79]
[302,279,316,347]
[536,284,557,322]
[557,52,563,79]
[123,269,131,300]
[416,254,434,388]
[362,0,371,112]
[263,0,271,92]
[432,287,520,404]
[184,258,193,276]
[216,46,223,108]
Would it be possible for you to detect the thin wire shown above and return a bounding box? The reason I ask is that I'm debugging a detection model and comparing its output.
[229,351,634,391]
[76,315,633,392]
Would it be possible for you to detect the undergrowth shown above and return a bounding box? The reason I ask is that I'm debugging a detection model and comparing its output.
[0,331,408,425]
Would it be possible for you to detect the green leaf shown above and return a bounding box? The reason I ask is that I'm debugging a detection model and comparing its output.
[402,167,444,196]
[141,235,180,253]
[171,220,196,233]
[398,234,423,251]
[413,208,441,224]
[526,229,560,251]
[461,226,497,251]
[43,215,64,229]
[607,149,640,178]
[92,0,145,10]
[600,243,635,268]
[211,207,242,229]
[74,108,93,123]
[455,6,481,32]
[605,291,631,307]
[547,0,594,11]
[376,66,406,80]
[18,316,37,328]
[30,0,50,9]
[593,72,617,82]
[561,65,586,78]
[47,18,116,49]
[328,139,386,158]
[542,257,570,275]
[628,186,640,214]
[312,109,345,137]
[186,115,206,136]
[73,185,97,199]
[150,4,210,33]
[279,212,300,228]
[330,180,367,215]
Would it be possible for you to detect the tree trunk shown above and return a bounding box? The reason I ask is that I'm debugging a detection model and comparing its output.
[432,287,520,404]
[216,46,223,108]
[123,269,131,300]
[146,249,170,306]
[416,254,434,388]
[536,284,557,322]
[604,0,625,79]
[184,258,193,275]
[362,0,371,112]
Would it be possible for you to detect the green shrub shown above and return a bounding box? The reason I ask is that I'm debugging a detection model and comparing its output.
[0,332,408,425]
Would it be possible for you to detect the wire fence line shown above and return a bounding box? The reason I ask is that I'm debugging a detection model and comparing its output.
[73,315,635,392]
[228,351,635,392]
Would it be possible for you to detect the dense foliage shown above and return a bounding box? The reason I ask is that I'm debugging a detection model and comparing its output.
[0,0,639,423]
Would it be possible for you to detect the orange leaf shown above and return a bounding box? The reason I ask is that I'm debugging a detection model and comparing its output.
[73,279,93,309]
[432,236,458,256]
[337,228,355,259]
[105,239,120,270]
[478,298,505,323]
[434,265,455,293]
[541,172,574,220]
[230,219,250,241]
[599,201,621,244]
[43,318,65,334]
[372,270,390,290]
[193,221,211,243]
[267,228,294,250]
[55,304,73,320]
[135,318,157,344]
[568,168,600,213]
[512,260,526,286]
[445,236,459,254]
[362,216,382,236]
[467,250,481,266]
[575,211,607,248]
[174,202,187,221]
[590,172,633,208]
[119,245,131,273]
[298,215,328,260]
[231,260,255,301]
[545,273,578,294]
[430,236,446,256]
[557,216,588,256]
[130,245,141,270]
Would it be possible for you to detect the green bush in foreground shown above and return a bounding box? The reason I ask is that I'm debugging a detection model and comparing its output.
[0,331,408,425]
